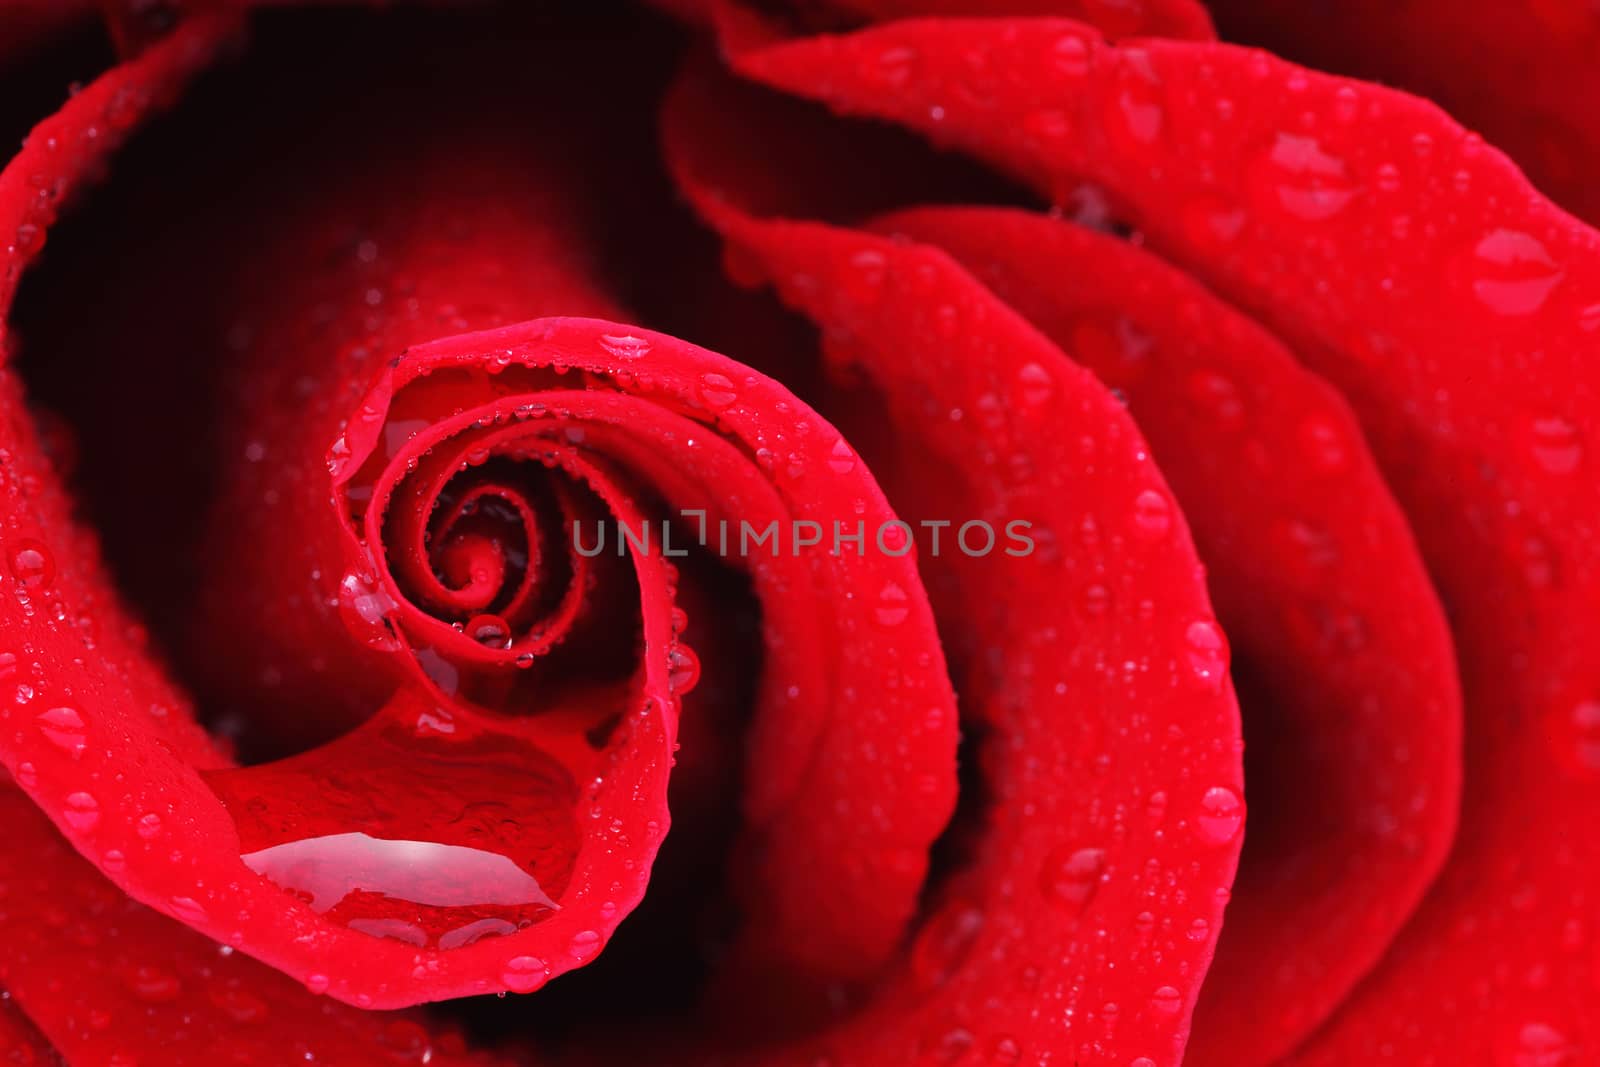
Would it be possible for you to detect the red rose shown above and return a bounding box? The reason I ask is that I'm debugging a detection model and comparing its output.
[0,1,1593,1064]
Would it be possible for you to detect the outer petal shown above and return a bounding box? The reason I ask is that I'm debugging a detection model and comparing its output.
[872,205,1461,1065]
[665,63,1244,1067]
[0,787,512,1066]
[827,0,1214,40]
[1208,0,1600,225]
[721,14,1600,1062]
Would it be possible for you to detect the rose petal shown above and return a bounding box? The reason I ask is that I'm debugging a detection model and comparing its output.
[1209,0,1600,224]
[665,60,1243,1066]
[827,0,1214,40]
[873,204,1462,1064]
[722,14,1600,1060]
[0,786,511,1066]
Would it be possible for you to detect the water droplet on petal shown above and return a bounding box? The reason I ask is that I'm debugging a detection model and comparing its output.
[37,705,86,757]
[1196,786,1244,845]
[1249,132,1357,221]
[1463,229,1563,316]
[876,581,911,626]
[1130,489,1173,541]
[1183,620,1229,691]
[338,570,401,651]
[8,539,54,588]
[667,644,701,695]
[1040,846,1107,910]
[569,929,601,961]
[63,790,99,831]
[467,613,512,650]
[1526,414,1583,474]
[1150,985,1183,1016]
[698,372,738,410]
[1503,1022,1574,1067]
[598,334,651,361]
[305,973,330,995]
[827,438,857,474]
[1017,361,1055,407]
[501,955,548,994]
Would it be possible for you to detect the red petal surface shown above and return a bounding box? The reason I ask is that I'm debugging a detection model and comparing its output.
[721,14,1600,1062]
[1208,0,1600,225]
[665,61,1243,1067]
[0,786,512,1066]
[873,205,1462,1065]
[0,987,58,1067]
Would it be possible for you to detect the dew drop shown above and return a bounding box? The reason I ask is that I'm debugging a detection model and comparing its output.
[875,581,911,626]
[1150,985,1183,1015]
[598,334,651,361]
[1195,786,1244,845]
[1503,1022,1574,1067]
[37,705,86,757]
[1526,414,1583,474]
[827,438,857,474]
[337,570,401,652]
[1051,32,1091,78]
[136,812,163,839]
[62,790,99,831]
[8,539,54,589]
[1183,620,1229,691]
[305,973,330,995]
[170,895,208,923]
[667,644,701,695]
[467,613,512,650]
[1464,229,1563,316]
[1017,361,1055,407]
[1130,489,1173,541]
[1249,132,1357,221]
[1040,845,1107,910]
[1104,52,1164,152]
[568,929,601,961]
[698,372,738,410]
[501,955,548,994]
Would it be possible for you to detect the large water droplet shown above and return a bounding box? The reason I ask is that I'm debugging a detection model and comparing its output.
[1463,229,1563,316]
[9,539,54,589]
[598,334,651,361]
[1526,414,1583,474]
[207,701,580,951]
[667,644,701,694]
[698,372,739,410]
[827,438,857,474]
[876,581,911,626]
[1130,489,1173,541]
[501,955,549,994]
[1040,845,1107,910]
[337,570,401,652]
[37,705,86,757]
[1183,620,1229,691]
[62,790,99,831]
[1195,786,1244,845]
[1249,132,1357,221]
